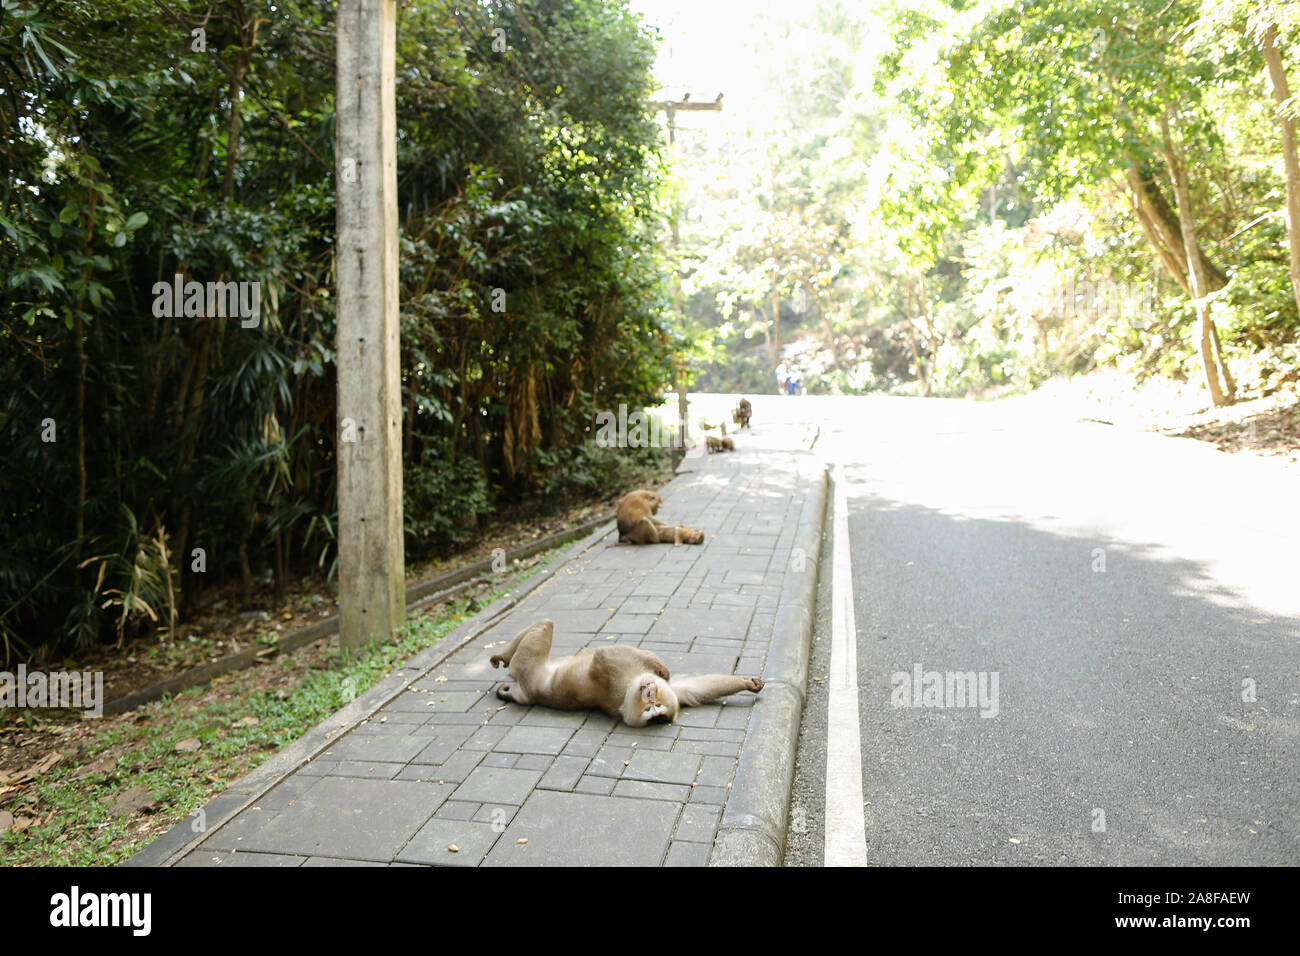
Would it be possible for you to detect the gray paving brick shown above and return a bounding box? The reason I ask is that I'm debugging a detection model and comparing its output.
[302,857,387,866]
[451,766,543,805]
[409,689,487,714]
[561,731,606,758]
[673,706,720,728]
[674,805,721,843]
[351,720,418,736]
[483,704,526,725]
[472,804,516,828]
[716,706,752,729]
[178,850,307,867]
[648,608,749,642]
[623,749,701,785]
[409,679,484,693]
[664,841,711,867]
[575,775,617,795]
[613,780,692,802]
[295,759,338,777]
[370,710,427,724]
[513,753,554,772]
[679,727,746,742]
[606,730,677,751]
[696,755,736,788]
[478,752,519,769]
[201,806,283,852]
[434,800,480,821]
[425,711,492,727]
[538,755,588,791]
[397,749,481,783]
[224,777,446,862]
[323,733,428,764]
[327,760,406,779]
[463,725,510,750]
[690,785,728,804]
[587,744,633,777]
[517,707,591,729]
[495,725,574,755]
[484,791,679,866]
[397,819,503,866]
[601,611,658,634]
[411,736,461,766]
[671,738,741,757]
[248,775,318,812]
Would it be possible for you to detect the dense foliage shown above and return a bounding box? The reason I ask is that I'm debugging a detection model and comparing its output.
[678,0,1300,401]
[0,0,675,663]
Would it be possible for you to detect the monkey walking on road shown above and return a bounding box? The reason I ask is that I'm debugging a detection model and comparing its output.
[732,397,752,429]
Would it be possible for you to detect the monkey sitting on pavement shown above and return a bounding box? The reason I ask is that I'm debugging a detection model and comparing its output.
[705,435,735,453]
[616,489,704,544]
[489,619,764,726]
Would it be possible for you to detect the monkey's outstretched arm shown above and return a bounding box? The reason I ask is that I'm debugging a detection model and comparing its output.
[670,674,764,707]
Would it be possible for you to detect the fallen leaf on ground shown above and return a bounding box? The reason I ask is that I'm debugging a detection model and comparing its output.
[111,785,157,816]
[7,751,62,786]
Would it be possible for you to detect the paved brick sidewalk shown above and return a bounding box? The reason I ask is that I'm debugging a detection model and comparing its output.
[132,437,825,867]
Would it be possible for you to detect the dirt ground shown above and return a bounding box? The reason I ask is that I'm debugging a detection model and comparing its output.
[1015,369,1300,472]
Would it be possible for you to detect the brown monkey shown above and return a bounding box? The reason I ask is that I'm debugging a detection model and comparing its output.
[732,398,752,429]
[706,435,735,453]
[490,619,764,726]
[616,489,704,545]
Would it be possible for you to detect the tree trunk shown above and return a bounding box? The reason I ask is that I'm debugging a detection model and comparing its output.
[1261,23,1300,318]
[1125,162,1228,296]
[1159,117,1235,406]
[903,276,930,395]
[756,304,774,369]
[770,279,781,373]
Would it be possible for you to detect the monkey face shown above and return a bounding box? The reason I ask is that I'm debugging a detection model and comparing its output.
[632,676,678,726]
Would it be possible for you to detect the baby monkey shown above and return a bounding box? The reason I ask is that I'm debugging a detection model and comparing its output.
[489,619,764,727]
[705,435,735,453]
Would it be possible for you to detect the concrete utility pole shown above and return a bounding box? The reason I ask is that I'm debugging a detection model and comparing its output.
[656,92,722,456]
[335,0,404,653]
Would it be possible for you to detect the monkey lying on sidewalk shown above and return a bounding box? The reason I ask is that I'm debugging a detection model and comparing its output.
[616,489,704,544]
[489,619,764,726]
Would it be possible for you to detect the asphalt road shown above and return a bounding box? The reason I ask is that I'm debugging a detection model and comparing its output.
[776,393,1300,866]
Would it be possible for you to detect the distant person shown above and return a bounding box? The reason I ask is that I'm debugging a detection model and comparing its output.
[789,369,802,395]
[775,361,789,396]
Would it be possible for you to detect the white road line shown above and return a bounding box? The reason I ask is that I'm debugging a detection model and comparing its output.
[825,463,868,866]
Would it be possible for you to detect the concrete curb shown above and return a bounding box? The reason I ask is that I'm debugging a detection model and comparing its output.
[711,452,827,866]
[125,518,618,867]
